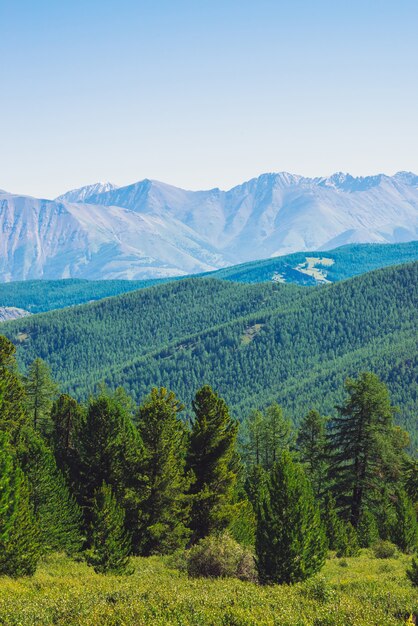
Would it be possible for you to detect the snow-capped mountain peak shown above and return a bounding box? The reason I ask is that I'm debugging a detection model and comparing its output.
[55,182,119,203]
[1,171,417,281]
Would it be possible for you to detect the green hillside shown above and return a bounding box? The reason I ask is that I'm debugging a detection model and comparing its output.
[0,241,417,314]
[2,262,417,445]
[208,240,418,284]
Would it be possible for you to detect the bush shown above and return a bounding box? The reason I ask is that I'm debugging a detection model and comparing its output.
[301,575,336,603]
[406,557,418,587]
[372,540,398,559]
[186,532,257,582]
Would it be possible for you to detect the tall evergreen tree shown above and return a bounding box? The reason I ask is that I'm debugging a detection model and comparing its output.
[255,451,327,584]
[263,404,293,469]
[0,336,27,436]
[186,385,239,543]
[85,482,132,575]
[321,492,347,552]
[0,473,40,577]
[16,427,82,554]
[404,458,418,503]
[241,409,264,467]
[296,409,329,499]
[50,393,85,486]
[136,387,191,555]
[24,358,58,436]
[77,393,145,550]
[0,431,19,542]
[391,488,418,553]
[329,372,398,527]
[357,507,379,548]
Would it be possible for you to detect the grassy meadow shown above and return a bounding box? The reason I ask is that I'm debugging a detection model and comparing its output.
[0,551,416,626]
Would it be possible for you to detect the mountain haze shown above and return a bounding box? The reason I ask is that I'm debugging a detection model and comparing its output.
[1,172,417,281]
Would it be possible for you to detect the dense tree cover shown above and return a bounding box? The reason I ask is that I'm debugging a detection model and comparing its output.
[0,242,416,314]
[2,262,417,446]
[0,278,170,313]
[0,330,417,583]
[208,241,418,284]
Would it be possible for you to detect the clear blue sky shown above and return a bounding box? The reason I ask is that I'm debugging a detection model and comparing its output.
[1,0,417,198]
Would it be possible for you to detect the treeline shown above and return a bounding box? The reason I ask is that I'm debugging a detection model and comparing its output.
[1,242,416,315]
[1,335,417,584]
[3,263,417,446]
[0,277,170,314]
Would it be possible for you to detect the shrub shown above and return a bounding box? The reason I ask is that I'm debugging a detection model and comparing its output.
[406,557,418,587]
[372,540,398,559]
[301,575,336,603]
[186,531,257,582]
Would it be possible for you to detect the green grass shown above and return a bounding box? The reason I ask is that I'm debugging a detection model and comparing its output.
[0,552,416,625]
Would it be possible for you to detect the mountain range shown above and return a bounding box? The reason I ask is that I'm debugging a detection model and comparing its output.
[1,172,418,281]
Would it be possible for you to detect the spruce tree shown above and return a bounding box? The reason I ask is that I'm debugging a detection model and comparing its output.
[186,385,239,543]
[16,427,83,554]
[0,431,19,542]
[391,489,418,553]
[50,393,85,486]
[357,508,379,548]
[77,393,145,550]
[24,358,58,436]
[296,409,329,499]
[329,372,398,527]
[0,335,27,436]
[136,387,191,555]
[241,409,264,467]
[255,451,327,584]
[321,492,347,552]
[263,404,293,470]
[0,473,40,577]
[85,482,132,575]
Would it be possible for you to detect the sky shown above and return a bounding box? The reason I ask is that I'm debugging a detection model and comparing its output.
[1,0,418,199]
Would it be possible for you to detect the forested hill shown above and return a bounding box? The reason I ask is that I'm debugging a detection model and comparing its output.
[0,241,417,314]
[2,262,417,445]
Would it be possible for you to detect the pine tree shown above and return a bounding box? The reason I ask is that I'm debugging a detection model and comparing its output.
[85,482,132,575]
[329,372,398,527]
[16,427,82,554]
[0,431,19,542]
[186,385,239,543]
[296,409,329,499]
[406,558,418,587]
[77,393,145,549]
[263,404,293,469]
[335,521,360,557]
[0,336,27,436]
[241,409,264,467]
[357,508,379,548]
[0,473,40,577]
[404,458,418,502]
[255,451,327,584]
[136,387,191,555]
[50,393,85,486]
[321,492,347,552]
[24,358,58,436]
[391,489,418,553]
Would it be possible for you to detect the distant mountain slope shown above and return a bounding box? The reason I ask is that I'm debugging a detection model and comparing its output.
[0,306,30,322]
[208,241,418,284]
[0,191,226,281]
[0,241,416,313]
[1,171,418,281]
[55,182,119,203]
[2,262,417,444]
